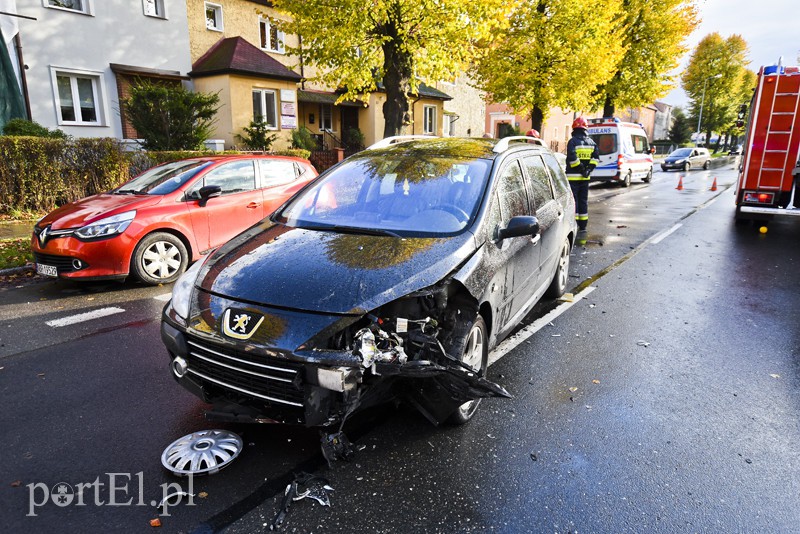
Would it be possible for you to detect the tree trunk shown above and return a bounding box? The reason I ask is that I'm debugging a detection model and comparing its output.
[530,106,544,134]
[603,94,615,118]
[381,27,413,138]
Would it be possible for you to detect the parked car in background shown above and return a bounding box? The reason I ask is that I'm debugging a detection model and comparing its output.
[728,145,743,155]
[661,147,711,172]
[161,136,577,430]
[32,155,317,284]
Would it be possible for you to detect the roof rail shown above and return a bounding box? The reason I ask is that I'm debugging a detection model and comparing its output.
[492,136,544,153]
[366,135,435,151]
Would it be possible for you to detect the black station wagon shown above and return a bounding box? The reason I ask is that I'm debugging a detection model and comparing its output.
[161,136,577,429]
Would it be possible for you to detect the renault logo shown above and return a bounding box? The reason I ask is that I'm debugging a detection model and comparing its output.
[38,225,50,247]
[222,308,264,340]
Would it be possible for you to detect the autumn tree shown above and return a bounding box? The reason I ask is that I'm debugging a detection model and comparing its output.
[723,68,756,148]
[681,33,750,151]
[472,0,624,133]
[271,0,511,138]
[593,0,698,117]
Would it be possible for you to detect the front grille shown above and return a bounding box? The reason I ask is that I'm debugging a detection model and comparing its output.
[33,252,78,274]
[184,335,306,408]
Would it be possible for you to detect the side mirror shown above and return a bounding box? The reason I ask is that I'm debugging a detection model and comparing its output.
[198,185,222,207]
[498,216,540,240]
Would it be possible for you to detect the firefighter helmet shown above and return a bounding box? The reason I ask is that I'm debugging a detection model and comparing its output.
[526,129,540,138]
[572,117,588,130]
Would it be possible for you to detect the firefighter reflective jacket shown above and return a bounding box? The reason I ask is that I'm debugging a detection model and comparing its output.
[566,130,600,181]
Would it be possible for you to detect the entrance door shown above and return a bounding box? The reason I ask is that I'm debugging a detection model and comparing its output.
[341,107,359,149]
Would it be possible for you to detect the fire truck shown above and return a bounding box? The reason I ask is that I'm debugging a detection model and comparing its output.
[735,64,800,222]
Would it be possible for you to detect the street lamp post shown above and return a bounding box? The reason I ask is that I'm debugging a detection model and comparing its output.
[696,73,723,145]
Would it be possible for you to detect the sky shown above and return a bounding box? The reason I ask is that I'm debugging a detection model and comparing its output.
[661,0,799,108]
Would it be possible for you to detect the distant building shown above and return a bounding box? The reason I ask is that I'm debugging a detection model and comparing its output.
[652,101,674,141]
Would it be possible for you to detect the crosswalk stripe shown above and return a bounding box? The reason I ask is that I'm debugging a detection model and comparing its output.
[46,307,126,328]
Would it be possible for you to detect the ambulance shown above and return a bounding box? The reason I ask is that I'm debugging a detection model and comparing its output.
[586,118,654,187]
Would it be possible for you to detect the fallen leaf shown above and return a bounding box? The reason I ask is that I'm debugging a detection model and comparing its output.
[592,379,600,384]
[198,491,208,499]
[11,480,21,487]
[770,374,780,379]
[149,518,162,527]
[569,387,578,392]
[87,297,95,301]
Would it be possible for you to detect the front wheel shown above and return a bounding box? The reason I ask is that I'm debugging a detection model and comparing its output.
[546,237,571,298]
[131,232,188,285]
[445,314,488,425]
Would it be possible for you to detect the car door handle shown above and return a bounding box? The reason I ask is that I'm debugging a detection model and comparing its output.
[530,234,541,246]
[247,202,261,209]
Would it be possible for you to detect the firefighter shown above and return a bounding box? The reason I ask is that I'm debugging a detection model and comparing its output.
[566,117,599,231]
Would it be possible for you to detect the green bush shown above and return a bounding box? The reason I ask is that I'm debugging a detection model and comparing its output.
[236,120,278,151]
[273,148,311,160]
[2,119,68,139]
[343,127,365,150]
[0,137,130,213]
[123,81,220,150]
[291,126,319,151]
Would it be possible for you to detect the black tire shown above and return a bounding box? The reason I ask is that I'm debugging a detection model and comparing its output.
[131,232,188,285]
[642,167,653,183]
[445,314,488,425]
[683,162,691,172]
[621,170,632,188]
[703,160,710,170]
[546,237,571,299]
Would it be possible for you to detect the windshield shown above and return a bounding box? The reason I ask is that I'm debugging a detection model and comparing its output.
[669,148,693,157]
[115,160,211,195]
[276,153,492,237]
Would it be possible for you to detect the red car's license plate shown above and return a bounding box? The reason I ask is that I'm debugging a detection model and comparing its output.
[36,263,57,277]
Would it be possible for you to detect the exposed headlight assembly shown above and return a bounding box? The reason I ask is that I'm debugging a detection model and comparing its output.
[74,210,136,239]
[170,256,209,320]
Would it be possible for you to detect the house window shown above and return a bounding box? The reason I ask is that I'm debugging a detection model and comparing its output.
[259,18,285,53]
[423,105,436,135]
[52,70,103,125]
[143,0,165,18]
[45,0,90,14]
[320,104,332,131]
[205,2,223,31]
[252,89,278,129]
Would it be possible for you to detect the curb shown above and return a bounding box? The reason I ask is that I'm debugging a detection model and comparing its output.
[0,264,34,277]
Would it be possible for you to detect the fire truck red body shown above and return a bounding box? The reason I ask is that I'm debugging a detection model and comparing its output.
[735,65,800,221]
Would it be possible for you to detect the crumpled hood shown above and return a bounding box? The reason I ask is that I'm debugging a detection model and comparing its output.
[199,222,478,315]
[40,194,161,230]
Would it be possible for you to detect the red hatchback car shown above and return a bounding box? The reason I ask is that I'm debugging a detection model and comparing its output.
[32,155,317,284]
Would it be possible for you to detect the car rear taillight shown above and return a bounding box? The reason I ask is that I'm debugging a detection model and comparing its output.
[617,154,624,168]
[743,191,775,204]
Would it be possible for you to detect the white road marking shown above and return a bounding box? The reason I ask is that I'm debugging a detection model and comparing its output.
[488,286,597,366]
[153,293,172,302]
[46,307,126,328]
[651,223,682,244]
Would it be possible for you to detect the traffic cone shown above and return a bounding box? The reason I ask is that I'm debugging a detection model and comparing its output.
[710,177,718,191]
[676,175,684,190]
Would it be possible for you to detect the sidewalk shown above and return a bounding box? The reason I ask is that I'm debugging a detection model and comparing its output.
[0,221,34,240]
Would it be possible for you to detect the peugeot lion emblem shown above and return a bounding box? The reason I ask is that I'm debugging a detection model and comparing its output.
[222,308,264,340]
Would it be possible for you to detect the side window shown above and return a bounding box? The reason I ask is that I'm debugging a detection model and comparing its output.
[258,159,296,187]
[495,160,529,227]
[522,155,554,210]
[202,160,256,195]
[541,153,570,198]
[632,134,649,154]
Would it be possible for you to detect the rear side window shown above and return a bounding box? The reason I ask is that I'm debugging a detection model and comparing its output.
[541,153,570,198]
[632,134,650,154]
[590,133,617,155]
[258,159,296,187]
[522,156,554,209]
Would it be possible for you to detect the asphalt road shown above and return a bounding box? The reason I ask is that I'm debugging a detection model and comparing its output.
[2,159,799,533]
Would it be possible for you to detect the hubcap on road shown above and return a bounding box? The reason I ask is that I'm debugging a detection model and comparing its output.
[161,429,243,476]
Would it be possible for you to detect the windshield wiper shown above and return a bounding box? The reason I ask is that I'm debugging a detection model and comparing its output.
[116,189,148,195]
[306,224,401,238]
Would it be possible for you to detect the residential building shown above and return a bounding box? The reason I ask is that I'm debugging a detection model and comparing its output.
[10,0,193,140]
[652,101,674,141]
[615,104,658,141]
[436,74,486,138]
[486,104,576,152]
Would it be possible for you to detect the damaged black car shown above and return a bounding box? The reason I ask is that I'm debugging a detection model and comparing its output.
[161,136,577,428]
